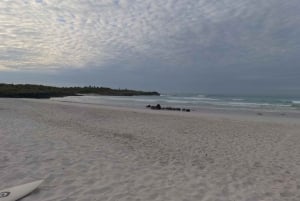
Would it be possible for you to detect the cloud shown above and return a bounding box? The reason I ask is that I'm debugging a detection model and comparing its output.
[0,0,298,71]
[0,0,300,94]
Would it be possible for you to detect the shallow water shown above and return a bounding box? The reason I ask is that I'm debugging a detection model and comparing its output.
[51,94,300,112]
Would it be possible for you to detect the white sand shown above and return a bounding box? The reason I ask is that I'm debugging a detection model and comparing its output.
[1,98,300,201]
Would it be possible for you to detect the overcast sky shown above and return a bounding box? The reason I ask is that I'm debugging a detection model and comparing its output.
[0,0,300,95]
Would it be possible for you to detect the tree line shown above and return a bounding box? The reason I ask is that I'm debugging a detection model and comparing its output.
[0,84,159,98]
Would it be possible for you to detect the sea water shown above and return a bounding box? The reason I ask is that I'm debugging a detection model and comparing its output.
[51,94,300,111]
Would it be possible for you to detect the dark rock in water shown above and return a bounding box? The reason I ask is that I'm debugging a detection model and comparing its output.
[156,104,161,110]
[146,104,190,112]
[150,104,161,110]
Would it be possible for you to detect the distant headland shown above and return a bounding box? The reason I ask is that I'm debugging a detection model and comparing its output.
[0,83,160,98]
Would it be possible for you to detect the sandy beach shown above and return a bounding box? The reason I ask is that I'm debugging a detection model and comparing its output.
[1,98,300,201]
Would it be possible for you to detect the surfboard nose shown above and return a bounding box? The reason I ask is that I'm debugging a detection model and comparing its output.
[0,180,44,201]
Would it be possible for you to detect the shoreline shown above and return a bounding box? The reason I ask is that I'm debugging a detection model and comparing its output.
[48,95,300,118]
[1,98,300,200]
[46,98,300,124]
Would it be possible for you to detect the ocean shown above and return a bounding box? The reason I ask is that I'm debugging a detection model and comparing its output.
[51,94,300,112]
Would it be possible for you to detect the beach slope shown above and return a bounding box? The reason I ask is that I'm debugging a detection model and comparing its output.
[0,99,300,200]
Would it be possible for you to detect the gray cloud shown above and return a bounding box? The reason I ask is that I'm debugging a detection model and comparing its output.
[0,0,300,94]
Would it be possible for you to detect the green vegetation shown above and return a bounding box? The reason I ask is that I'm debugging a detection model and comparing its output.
[0,84,160,98]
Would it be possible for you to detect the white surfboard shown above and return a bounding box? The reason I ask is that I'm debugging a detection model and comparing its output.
[0,180,43,201]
